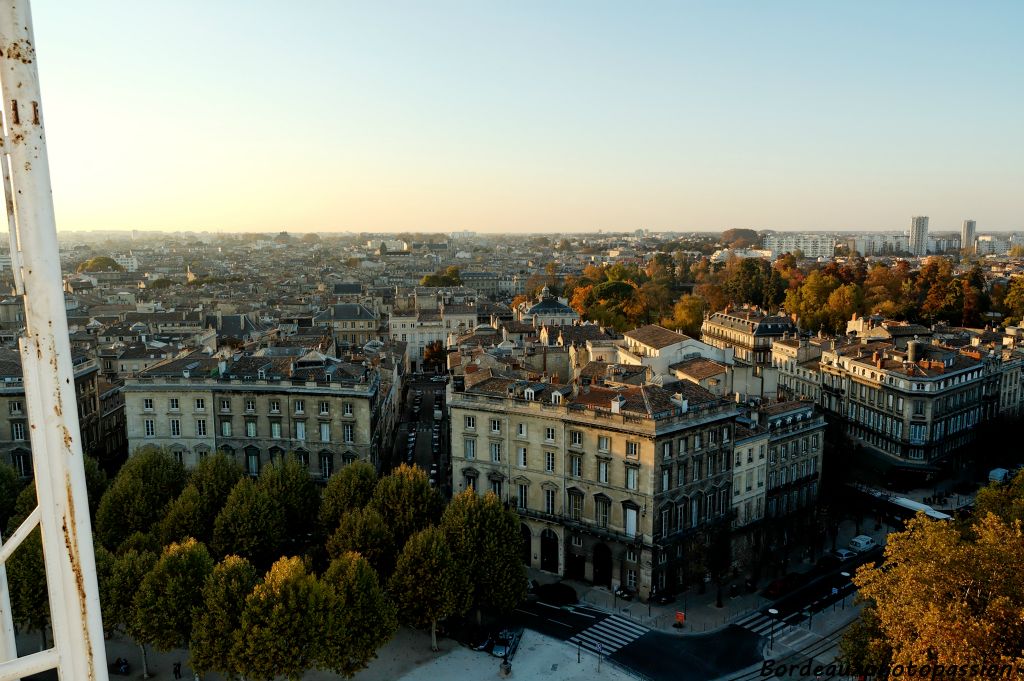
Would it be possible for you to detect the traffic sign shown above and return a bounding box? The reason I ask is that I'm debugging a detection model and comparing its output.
[675,611,685,623]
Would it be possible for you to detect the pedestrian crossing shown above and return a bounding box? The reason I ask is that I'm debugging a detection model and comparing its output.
[733,611,783,636]
[568,614,648,656]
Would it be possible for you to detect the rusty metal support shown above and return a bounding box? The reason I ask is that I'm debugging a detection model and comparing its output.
[0,1,109,680]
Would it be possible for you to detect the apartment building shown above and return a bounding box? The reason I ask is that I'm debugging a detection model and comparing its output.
[0,348,102,478]
[449,371,739,599]
[820,339,984,477]
[314,303,380,347]
[123,349,385,477]
[732,424,769,528]
[701,305,797,366]
[760,401,825,520]
[762,234,836,260]
[389,287,478,372]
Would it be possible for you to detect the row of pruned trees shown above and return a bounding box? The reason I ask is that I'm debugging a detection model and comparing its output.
[4,450,525,680]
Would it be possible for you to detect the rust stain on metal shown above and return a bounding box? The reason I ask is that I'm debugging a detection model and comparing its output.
[63,478,96,680]
[63,425,72,448]
[31,101,38,124]
[3,39,35,65]
[9,99,18,125]
[23,160,30,171]
[12,132,23,145]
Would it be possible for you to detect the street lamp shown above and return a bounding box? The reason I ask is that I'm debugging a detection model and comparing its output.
[840,571,851,609]
[767,608,779,650]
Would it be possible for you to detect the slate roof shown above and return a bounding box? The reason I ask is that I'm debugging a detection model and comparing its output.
[625,324,689,349]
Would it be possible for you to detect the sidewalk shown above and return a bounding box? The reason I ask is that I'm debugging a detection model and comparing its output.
[530,516,891,637]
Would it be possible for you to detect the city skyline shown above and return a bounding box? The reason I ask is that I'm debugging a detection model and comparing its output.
[32,2,1024,233]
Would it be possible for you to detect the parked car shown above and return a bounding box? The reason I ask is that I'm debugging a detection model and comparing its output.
[849,535,877,553]
[833,548,856,561]
[650,591,675,605]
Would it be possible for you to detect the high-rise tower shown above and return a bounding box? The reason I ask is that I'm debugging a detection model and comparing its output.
[961,219,976,253]
[909,216,929,257]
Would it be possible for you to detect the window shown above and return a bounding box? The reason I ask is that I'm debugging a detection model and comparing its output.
[626,569,637,588]
[271,421,281,439]
[490,442,502,463]
[294,399,305,414]
[343,402,353,416]
[517,423,527,437]
[490,479,503,498]
[568,493,582,520]
[679,437,687,455]
[245,399,256,412]
[570,455,582,477]
[626,441,639,459]
[464,415,476,429]
[172,450,183,465]
[320,423,331,442]
[662,442,672,460]
[662,469,670,491]
[545,451,556,473]
[694,433,702,450]
[220,399,231,412]
[295,421,306,441]
[518,447,527,467]
[320,452,333,478]
[195,398,205,411]
[319,401,330,415]
[269,400,280,413]
[342,424,353,443]
[626,547,638,563]
[625,466,638,490]
[598,461,609,484]
[570,430,583,447]
[196,419,207,436]
[464,438,476,460]
[545,427,556,442]
[221,420,232,437]
[144,420,154,437]
[169,398,179,411]
[544,489,556,514]
[517,484,528,509]
[8,400,23,415]
[490,419,501,434]
[247,449,259,476]
[692,459,701,482]
[598,436,610,452]
[596,498,610,527]
[722,426,730,443]
[571,535,583,547]
[170,419,180,437]
[246,420,257,438]
[143,398,153,411]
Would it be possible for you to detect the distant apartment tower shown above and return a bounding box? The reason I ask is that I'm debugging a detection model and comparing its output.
[909,216,929,256]
[961,220,977,253]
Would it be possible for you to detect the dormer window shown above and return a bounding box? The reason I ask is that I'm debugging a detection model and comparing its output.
[551,393,562,405]
[524,388,534,400]
[257,369,266,379]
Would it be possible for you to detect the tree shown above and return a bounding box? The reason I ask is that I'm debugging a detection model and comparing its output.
[319,552,398,677]
[190,555,258,678]
[82,455,109,519]
[849,513,1024,667]
[95,447,187,551]
[190,451,244,514]
[973,469,1024,526]
[212,477,286,569]
[441,490,525,621]
[134,538,215,653]
[146,278,174,290]
[4,485,49,649]
[234,557,330,681]
[369,464,443,553]
[157,484,205,547]
[257,458,319,554]
[76,256,124,272]
[422,340,446,371]
[389,526,468,651]
[326,507,395,577]
[103,548,158,676]
[0,462,22,531]
[721,228,758,248]
[663,295,706,337]
[319,461,377,534]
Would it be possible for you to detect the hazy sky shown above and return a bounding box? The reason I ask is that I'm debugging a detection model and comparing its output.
[30,1,1023,233]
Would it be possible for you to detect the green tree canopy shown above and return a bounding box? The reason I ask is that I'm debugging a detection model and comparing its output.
[212,477,286,569]
[101,547,158,675]
[369,464,443,553]
[157,484,205,546]
[190,555,259,677]
[234,557,331,681]
[326,506,396,577]
[76,256,124,272]
[319,552,398,677]
[320,461,377,533]
[0,462,23,531]
[257,458,319,553]
[133,538,215,652]
[95,447,186,551]
[389,526,468,651]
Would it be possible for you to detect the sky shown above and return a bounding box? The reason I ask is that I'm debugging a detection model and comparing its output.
[28,1,1024,234]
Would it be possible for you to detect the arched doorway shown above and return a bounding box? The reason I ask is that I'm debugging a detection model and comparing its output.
[540,529,559,573]
[520,524,532,566]
[592,543,612,587]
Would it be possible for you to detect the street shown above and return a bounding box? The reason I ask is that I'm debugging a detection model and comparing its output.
[391,375,450,496]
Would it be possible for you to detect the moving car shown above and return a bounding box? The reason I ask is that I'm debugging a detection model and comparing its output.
[833,548,856,561]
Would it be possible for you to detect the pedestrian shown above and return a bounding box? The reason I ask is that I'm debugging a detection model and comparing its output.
[172,661,181,679]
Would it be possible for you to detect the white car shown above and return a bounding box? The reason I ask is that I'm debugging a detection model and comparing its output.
[848,535,877,553]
